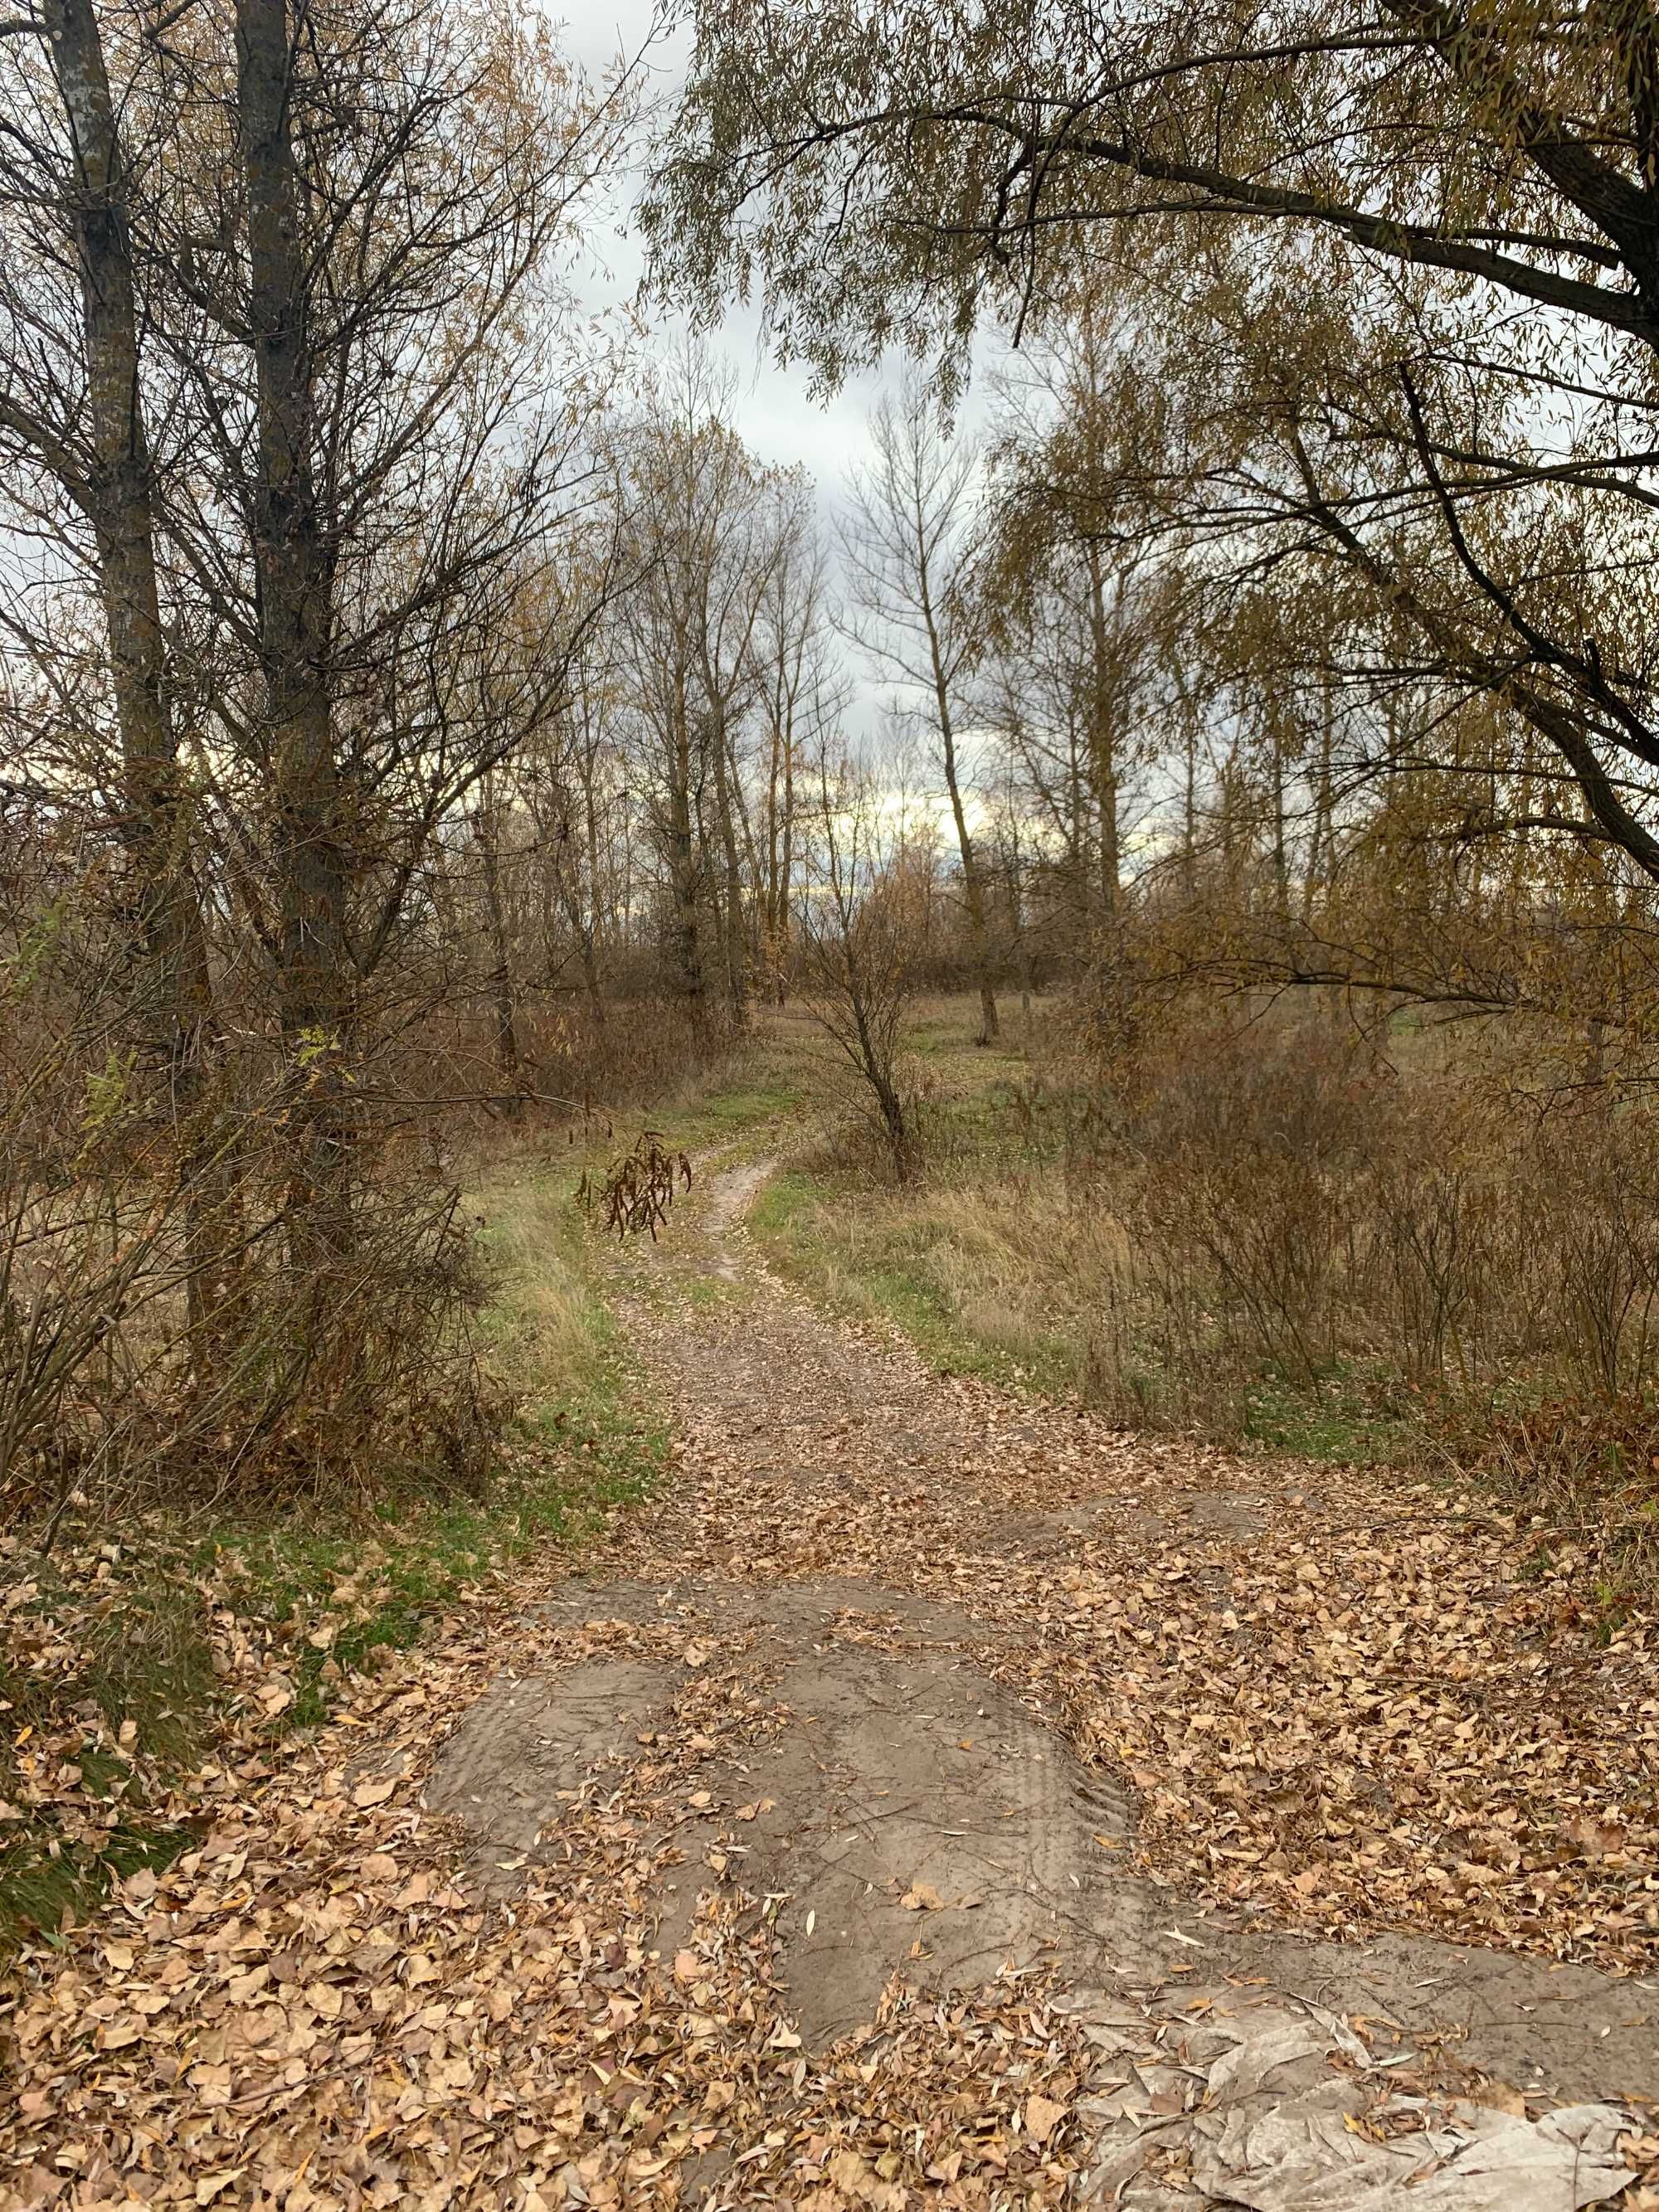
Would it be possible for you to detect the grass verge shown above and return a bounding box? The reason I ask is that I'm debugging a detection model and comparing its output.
[0,1153,661,1952]
[751,1165,1083,1398]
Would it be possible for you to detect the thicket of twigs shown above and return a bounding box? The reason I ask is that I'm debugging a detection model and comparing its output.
[0,791,742,1539]
[0,834,487,1536]
[0,0,797,1544]
[1079,991,1659,1524]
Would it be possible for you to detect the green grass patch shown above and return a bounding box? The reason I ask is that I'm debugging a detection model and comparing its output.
[902,1000,1037,1075]
[1239,1369,1423,1466]
[669,1079,805,1146]
[736,1014,1087,1401]
[0,1568,220,1947]
[748,1164,820,1241]
[226,1157,669,1701]
[210,1340,664,1736]
[0,1819,195,1958]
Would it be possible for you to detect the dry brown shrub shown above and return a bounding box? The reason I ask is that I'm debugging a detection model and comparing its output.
[1447,1398,1659,1573]
[0,877,499,1539]
[577,1130,692,1239]
[0,1103,500,1537]
[394,996,734,1141]
[1076,999,1659,1487]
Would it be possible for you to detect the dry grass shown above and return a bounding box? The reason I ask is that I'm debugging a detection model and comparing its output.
[747,993,1659,1563]
[752,1002,1101,1394]
[468,1171,610,1400]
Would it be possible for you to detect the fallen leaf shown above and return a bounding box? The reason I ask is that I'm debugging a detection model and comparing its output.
[1024,2093,1065,2143]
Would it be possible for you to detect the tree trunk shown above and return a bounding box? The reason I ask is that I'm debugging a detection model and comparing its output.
[581,752,607,1024]
[669,693,705,1019]
[763,712,782,1001]
[761,696,795,1004]
[1084,544,1121,923]
[917,571,997,1041]
[941,742,997,1043]
[235,0,352,1259]
[727,723,764,979]
[46,0,203,1028]
[45,0,228,1350]
[1305,681,1335,920]
[1009,833,1033,1030]
[776,715,795,1002]
[475,792,522,1117]
[847,989,911,1181]
[709,709,748,1026]
[1067,721,1089,946]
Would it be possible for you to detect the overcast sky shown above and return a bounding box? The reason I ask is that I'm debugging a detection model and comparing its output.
[561,4,1008,785]
[565,5,907,489]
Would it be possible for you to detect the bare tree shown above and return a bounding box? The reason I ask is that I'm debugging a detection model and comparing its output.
[755,509,839,1001]
[0,0,234,1352]
[800,748,918,1179]
[0,0,211,1053]
[523,635,629,1025]
[0,0,635,1516]
[843,383,1000,1040]
[165,0,628,1257]
[980,311,1180,931]
[611,354,800,1028]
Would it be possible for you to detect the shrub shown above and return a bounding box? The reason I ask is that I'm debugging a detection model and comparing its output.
[1078,1003,1659,1456]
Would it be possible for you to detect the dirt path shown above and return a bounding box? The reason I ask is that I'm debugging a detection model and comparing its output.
[442,1153,1658,2200]
[7,1148,1658,2210]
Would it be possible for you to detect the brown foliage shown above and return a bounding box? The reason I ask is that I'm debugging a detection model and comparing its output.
[0,863,497,1536]
[1079,1001,1659,1493]
[1450,1399,1659,1573]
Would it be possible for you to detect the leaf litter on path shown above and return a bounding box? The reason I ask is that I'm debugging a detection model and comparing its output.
[2,1152,1657,2208]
